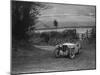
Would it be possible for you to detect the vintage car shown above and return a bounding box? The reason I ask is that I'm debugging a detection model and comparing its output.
[54,42,81,59]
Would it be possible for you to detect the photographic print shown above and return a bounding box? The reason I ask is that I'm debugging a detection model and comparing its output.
[11,0,96,74]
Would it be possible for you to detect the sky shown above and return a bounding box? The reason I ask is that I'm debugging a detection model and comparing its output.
[35,3,96,29]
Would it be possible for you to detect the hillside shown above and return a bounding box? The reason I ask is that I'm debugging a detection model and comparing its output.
[34,21,95,29]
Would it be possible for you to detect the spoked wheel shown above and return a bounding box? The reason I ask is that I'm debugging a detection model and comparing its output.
[54,49,60,58]
[69,49,75,59]
[69,53,75,59]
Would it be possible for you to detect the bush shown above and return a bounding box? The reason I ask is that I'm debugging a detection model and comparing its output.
[28,29,79,45]
[50,31,62,38]
[62,29,78,40]
[40,32,50,43]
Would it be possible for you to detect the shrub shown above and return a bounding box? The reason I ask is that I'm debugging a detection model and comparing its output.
[62,29,78,40]
[40,32,50,43]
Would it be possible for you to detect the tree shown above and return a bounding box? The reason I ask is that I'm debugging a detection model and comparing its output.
[12,1,47,40]
[88,27,96,43]
[54,20,58,28]
[91,27,96,39]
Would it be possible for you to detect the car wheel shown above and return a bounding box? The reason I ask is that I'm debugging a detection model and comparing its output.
[69,51,75,59]
[54,49,60,58]
[77,49,80,54]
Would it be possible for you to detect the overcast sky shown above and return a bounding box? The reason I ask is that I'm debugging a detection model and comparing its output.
[39,3,95,21]
[35,3,96,28]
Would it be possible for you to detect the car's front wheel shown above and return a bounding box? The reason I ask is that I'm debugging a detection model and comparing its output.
[76,49,80,55]
[69,53,75,59]
[54,49,60,58]
[69,49,75,59]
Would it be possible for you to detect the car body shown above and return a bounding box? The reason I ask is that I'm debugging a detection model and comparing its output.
[54,42,81,59]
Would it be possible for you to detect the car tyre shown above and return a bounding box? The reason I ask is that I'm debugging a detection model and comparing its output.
[69,51,75,59]
[54,49,60,58]
[77,49,80,54]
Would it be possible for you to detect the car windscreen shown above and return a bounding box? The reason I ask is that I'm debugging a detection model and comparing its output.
[62,45,69,51]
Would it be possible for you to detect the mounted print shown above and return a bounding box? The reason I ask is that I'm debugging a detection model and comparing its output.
[11,0,96,74]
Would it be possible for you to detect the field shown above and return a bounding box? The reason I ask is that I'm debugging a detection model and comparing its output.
[11,40,96,74]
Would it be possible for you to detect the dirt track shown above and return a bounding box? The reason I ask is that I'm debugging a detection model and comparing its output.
[12,43,96,74]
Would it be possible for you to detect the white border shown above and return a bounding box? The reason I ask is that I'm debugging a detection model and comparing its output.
[0,0,100,75]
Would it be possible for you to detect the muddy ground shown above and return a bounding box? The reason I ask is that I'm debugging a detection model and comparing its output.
[11,41,96,74]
